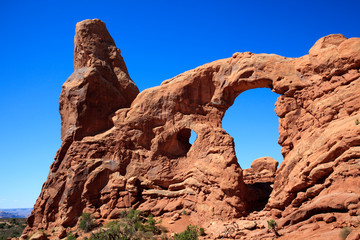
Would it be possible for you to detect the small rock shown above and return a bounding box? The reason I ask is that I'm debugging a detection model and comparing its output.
[312,223,320,230]
[29,231,48,240]
[19,234,28,240]
[324,215,336,223]
[349,209,357,216]
[171,213,180,221]
[243,221,257,230]
[53,226,66,238]
[270,209,282,218]
[93,211,101,219]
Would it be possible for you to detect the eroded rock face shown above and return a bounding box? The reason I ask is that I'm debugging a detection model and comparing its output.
[243,157,279,212]
[24,19,360,239]
[243,157,278,184]
[59,19,139,142]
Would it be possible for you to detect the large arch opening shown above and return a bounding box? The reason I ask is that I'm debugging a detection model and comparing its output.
[222,88,282,169]
[222,88,282,212]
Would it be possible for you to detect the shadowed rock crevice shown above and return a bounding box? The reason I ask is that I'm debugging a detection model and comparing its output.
[245,182,274,212]
[243,157,279,213]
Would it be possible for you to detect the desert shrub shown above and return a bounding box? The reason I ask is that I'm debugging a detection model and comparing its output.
[173,225,199,240]
[267,219,277,230]
[199,227,205,236]
[105,221,120,229]
[88,209,163,240]
[66,233,77,240]
[356,119,360,125]
[79,212,96,232]
[339,227,352,240]
[10,230,20,238]
[0,218,27,239]
[120,208,145,238]
[144,214,161,235]
[267,219,280,237]
[10,219,17,225]
[89,227,125,240]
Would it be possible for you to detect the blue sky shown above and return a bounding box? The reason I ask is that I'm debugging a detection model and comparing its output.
[0,0,359,208]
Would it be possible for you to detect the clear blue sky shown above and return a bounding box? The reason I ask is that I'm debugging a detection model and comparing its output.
[0,0,359,208]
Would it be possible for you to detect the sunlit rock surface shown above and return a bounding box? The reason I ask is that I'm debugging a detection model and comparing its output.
[24,19,360,239]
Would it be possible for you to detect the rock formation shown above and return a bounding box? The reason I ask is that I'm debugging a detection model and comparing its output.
[59,19,139,143]
[243,157,278,185]
[23,19,360,239]
[243,157,278,212]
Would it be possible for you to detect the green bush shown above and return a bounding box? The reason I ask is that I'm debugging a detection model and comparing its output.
[120,208,145,238]
[10,230,20,238]
[267,219,280,237]
[9,219,17,225]
[0,218,27,239]
[267,219,277,230]
[144,214,161,235]
[339,227,352,240]
[79,212,96,233]
[88,209,164,240]
[105,221,120,229]
[66,233,77,240]
[199,227,205,236]
[173,225,199,240]
[89,227,125,240]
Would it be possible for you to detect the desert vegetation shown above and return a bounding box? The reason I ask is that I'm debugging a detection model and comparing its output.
[173,225,204,240]
[267,219,280,237]
[0,218,27,240]
[79,212,97,233]
[67,209,204,240]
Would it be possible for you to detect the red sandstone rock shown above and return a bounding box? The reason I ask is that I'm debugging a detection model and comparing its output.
[243,157,278,184]
[59,19,139,142]
[251,157,278,173]
[23,19,360,240]
[347,228,360,240]
[243,157,279,212]
[28,231,48,240]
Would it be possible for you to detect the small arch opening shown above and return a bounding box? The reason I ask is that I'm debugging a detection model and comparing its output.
[189,130,197,145]
[161,128,197,159]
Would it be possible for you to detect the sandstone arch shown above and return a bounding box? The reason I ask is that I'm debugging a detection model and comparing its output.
[24,19,360,239]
